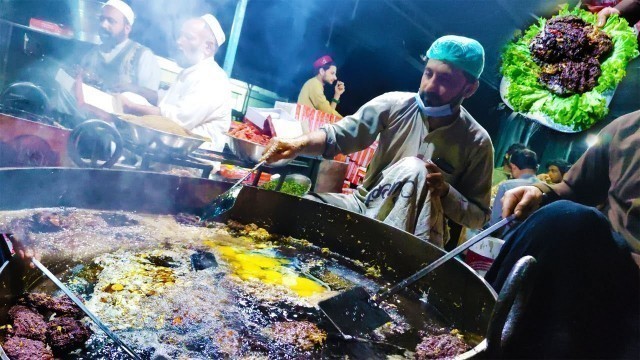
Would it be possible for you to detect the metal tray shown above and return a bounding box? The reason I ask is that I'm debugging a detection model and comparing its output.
[113,115,207,155]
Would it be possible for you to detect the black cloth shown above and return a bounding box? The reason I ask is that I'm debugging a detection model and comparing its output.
[486,200,640,359]
[617,0,640,24]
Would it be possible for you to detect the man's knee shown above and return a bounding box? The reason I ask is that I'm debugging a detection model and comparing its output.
[394,156,428,178]
[538,200,609,232]
[512,200,613,253]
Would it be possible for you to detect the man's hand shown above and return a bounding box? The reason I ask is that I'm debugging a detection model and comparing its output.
[597,6,621,27]
[79,70,103,88]
[260,137,307,164]
[537,173,552,184]
[115,93,161,116]
[425,160,450,197]
[501,185,544,220]
[334,81,346,97]
[18,247,40,269]
[3,233,40,269]
[116,93,134,113]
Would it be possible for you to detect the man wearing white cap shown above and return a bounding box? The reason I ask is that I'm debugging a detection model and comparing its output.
[262,35,493,247]
[120,14,231,152]
[80,0,160,103]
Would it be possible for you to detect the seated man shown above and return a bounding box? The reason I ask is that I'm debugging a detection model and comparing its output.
[263,36,493,248]
[80,0,160,104]
[486,109,640,358]
[489,148,539,227]
[543,158,571,184]
[491,143,528,205]
[53,0,160,124]
[119,14,231,152]
[297,55,345,117]
[497,143,527,183]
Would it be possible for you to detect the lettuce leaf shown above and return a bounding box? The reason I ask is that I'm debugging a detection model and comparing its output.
[500,4,639,131]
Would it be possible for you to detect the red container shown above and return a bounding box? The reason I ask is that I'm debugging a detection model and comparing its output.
[0,113,72,167]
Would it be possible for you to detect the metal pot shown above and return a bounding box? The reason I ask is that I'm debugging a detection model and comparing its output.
[0,167,500,357]
[226,134,292,167]
[71,0,103,44]
[112,115,207,155]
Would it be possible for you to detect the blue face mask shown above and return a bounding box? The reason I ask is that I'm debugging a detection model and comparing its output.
[414,93,454,118]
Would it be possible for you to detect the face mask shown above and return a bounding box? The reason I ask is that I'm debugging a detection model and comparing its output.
[414,93,454,118]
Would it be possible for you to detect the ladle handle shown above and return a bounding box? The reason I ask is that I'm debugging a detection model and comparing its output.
[374,215,516,302]
[232,160,266,188]
[0,344,10,360]
[31,259,142,360]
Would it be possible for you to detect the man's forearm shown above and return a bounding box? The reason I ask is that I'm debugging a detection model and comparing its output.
[330,94,340,111]
[298,130,327,156]
[441,185,491,229]
[133,87,158,105]
[124,102,161,116]
[616,0,640,24]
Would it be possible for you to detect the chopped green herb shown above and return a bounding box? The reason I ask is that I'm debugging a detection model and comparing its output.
[261,179,310,197]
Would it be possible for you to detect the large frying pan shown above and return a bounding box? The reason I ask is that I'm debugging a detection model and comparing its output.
[0,167,519,357]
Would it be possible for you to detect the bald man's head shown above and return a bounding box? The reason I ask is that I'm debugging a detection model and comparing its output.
[175,18,218,68]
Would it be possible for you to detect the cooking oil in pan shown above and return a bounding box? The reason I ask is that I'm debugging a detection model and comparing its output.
[0,209,477,359]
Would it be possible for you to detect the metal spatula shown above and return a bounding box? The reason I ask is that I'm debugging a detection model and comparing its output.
[200,161,265,221]
[318,215,516,338]
[31,258,142,360]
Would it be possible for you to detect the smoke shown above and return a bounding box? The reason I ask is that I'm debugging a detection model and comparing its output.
[0,0,356,101]
[231,0,356,98]
[129,0,236,61]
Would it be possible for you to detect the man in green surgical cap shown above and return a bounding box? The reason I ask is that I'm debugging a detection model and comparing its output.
[261,35,494,248]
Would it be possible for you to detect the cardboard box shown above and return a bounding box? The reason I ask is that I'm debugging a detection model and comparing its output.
[29,18,73,38]
[275,102,340,134]
[244,107,303,139]
[274,101,298,118]
[351,140,378,166]
[465,236,505,277]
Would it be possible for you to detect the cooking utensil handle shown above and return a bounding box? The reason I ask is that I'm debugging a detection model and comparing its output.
[0,344,10,360]
[374,215,516,302]
[485,255,537,357]
[231,160,265,188]
[31,259,142,360]
[67,119,123,169]
[222,160,266,194]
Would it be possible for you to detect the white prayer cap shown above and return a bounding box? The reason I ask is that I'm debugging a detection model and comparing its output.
[201,14,225,46]
[104,0,135,26]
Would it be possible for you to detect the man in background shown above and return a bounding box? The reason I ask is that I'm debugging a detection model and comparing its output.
[120,14,231,152]
[489,148,539,227]
[264,36,493,248]
[80,0,160,104]
[297,55,346,117]
[542,158,571,184]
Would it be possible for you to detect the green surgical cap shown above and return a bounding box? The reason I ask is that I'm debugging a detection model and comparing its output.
[426,35,485,79]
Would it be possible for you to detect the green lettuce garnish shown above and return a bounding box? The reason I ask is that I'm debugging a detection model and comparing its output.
[500,4,638,131]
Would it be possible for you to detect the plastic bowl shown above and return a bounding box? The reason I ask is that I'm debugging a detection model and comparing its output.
[225,134,292,167]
